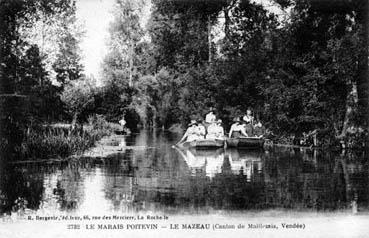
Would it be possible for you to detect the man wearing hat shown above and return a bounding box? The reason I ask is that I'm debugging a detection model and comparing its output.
[242,108,254,125]
[119,114,126,130]
[229,117,249,138]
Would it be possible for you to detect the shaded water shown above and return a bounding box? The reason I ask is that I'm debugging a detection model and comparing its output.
[0,130,368,216]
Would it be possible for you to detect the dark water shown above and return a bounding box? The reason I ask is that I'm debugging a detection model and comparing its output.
[1,130,368,216]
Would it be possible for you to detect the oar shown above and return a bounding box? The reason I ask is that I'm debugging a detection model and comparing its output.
[173,140,185,148]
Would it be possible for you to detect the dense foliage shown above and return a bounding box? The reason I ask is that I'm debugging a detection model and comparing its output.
[1,0,368,159]
[99,0,368,147]
[0,0,84,159]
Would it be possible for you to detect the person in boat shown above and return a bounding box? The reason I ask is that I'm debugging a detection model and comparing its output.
[243,119,254,137]
[229,117,249,138]
[242,108,254,125]
[197,119,207,139]
[119,114,126,131]
[177,120,200,144]
[215,119,225,139]
[205,107,216,128]
[206,119,225,140]
[253,120,266,138]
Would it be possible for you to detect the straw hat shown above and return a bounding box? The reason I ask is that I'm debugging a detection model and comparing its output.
[243,116,251,123]
[233,117,241,122]
[188,120,197,126]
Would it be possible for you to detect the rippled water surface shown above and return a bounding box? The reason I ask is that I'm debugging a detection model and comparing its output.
[1,130,368,216]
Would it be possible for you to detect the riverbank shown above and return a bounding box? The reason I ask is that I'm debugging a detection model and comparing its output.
[7,123,365,164]
[7,116,124,161]
[81,134,138,158]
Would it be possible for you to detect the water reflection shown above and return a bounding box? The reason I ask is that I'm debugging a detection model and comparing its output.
[0,131,368,217]
[175,147,225,178]
[226,149,263,182]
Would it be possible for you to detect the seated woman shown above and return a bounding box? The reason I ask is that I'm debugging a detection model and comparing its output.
[229,117,249,138]
[215,119,225,139]
[253,120,266,138]
[206,119,225,140]
[177,120,200,144]
[244,120,254,137]
[197,119,207,139]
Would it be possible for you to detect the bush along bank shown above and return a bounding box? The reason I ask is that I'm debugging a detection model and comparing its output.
[13,115,118,161]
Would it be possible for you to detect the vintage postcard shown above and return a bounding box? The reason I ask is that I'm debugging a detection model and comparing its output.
[1,0,368,237]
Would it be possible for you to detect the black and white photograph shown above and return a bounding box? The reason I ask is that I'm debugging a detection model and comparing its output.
[1,0,369,237]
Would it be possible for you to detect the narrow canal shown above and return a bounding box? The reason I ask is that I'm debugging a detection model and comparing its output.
[1,130,368,216]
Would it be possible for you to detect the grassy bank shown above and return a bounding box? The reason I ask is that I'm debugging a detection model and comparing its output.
[15,115,123,160]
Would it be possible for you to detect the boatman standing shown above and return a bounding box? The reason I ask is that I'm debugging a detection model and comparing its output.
[242,108,254,125]
[205,107,216,124]
[119,115,126,131]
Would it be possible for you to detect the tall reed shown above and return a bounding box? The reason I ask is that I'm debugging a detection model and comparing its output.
[17,115,115,160]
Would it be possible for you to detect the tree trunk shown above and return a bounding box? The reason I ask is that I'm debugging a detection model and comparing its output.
[356,0,369,128]
[152,108,157,129]
[223,7,230,39]
[129,42,134,87]
[71,112,78,129]
[339,83,358,138]
[208,15,212,63]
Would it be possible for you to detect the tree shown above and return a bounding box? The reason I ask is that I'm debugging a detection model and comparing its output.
[148,0,227,70]
[95,0,368,147]
[51,1,84,85]
[61,78,95,126]
[256,0,368,146]
[0,0,80,93]
[105,0,146,87]
[0,0,82,158]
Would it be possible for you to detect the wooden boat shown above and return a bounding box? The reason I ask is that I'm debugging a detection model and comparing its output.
[181,139,225,149]
[226,137,265,148]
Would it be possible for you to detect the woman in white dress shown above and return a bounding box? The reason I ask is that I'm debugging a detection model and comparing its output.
[177,120,200,144]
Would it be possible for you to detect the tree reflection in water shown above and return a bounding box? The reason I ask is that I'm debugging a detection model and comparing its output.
[0,131,368,216]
